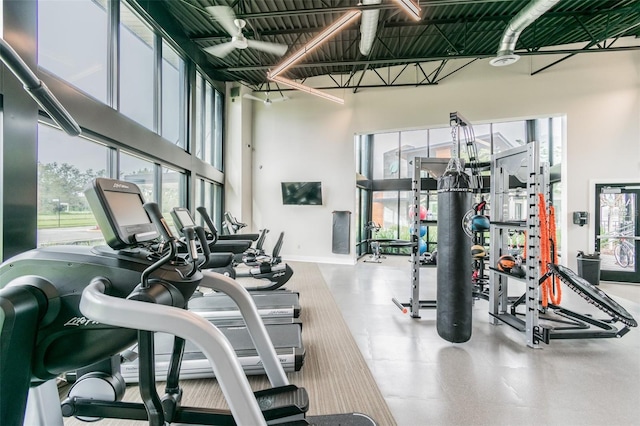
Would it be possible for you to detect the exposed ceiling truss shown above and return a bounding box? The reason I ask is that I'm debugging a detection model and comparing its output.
[134,0,640,93]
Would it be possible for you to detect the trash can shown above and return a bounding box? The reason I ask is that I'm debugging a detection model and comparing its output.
[577,251,601,286]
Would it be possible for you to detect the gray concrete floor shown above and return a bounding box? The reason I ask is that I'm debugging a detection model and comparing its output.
[318,257,640,426]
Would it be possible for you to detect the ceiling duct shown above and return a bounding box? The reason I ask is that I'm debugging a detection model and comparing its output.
[490,0,561,66]
[359,0,382,56]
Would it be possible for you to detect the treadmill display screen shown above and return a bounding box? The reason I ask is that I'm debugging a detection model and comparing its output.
[173,209,195,229]
[103,190,151,227]
[85,177,159,249]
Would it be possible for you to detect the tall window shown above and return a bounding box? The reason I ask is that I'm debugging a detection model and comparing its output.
[196,178,223,230]
[372,133,400,179]
[162,41,186,148]
[120,151,155,202]
[37,123,109,247]
[399,130,427,178]
[213,90,223,170]
[204,82,213,162]
[38,0,108,102]
[429,127,454,158]
[194,73,204,158]
[34,0,224,251]
[493,121,526,153]
[194,72,223,170]
[160,166,186,233]
[120,1,155,129]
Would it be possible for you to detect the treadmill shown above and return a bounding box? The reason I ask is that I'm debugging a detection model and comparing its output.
[0,177,367,426]
[0,178,304,384]
[120,321,304,382]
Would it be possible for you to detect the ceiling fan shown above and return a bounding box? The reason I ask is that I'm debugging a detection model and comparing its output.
[204,6,289,58]
[243,93,289,106]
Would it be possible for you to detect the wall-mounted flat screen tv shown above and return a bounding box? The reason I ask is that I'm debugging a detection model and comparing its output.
[281,182,323,205]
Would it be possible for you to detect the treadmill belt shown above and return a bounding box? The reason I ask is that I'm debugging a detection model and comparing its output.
[550,264,637,327]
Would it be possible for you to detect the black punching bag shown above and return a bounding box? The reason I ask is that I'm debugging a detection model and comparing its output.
[436,168,473,343]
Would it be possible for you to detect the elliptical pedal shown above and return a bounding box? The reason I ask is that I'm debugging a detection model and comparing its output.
[255,385,309,421]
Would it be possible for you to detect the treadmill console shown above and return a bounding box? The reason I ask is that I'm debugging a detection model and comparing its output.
[85,177,159,249]
[170,207,197,235]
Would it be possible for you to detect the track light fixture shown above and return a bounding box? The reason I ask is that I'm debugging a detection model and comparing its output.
[268,75,344,105]
[393,0,421,21]
[267,10,361,103]
[268,10,362,78]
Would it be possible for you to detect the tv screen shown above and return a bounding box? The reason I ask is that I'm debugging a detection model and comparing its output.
[281,182,323,205]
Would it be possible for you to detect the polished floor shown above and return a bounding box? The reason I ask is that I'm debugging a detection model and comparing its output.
[318,256,640,426]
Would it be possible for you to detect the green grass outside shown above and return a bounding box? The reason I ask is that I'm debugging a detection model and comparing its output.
[37,212,97,229]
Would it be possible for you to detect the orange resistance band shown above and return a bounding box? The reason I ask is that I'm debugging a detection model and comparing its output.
[549,204,561,303]
[538,194,562,307]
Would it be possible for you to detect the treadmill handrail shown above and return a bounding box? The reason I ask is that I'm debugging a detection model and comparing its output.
[79,277,267,426]
[198,270,290,388]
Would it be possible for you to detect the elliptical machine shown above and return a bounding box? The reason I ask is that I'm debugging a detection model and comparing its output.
[0,177,376,425]
[222,211,250,235]
[195,207,295,291]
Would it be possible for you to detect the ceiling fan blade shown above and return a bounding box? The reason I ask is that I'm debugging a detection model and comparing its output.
[205,6,240,36]
[270,95,289,103]
[246,39,288,56]
[204,42,236,58]
[243,94,265,102]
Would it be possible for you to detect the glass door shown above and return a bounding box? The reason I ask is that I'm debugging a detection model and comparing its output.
[595,183,640,283]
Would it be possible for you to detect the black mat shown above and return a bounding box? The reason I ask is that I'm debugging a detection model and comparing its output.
[550,263,637,327]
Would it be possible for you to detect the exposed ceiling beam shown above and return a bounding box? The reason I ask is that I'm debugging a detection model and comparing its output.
[531,20,640,75]
[191,5,638,42]
[219,45,640,73]
[229,0,524,20]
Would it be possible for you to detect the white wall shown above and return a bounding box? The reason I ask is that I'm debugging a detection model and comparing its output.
[227,50,640,267]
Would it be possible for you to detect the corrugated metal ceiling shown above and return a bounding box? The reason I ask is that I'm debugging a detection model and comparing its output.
[137,0,640,90]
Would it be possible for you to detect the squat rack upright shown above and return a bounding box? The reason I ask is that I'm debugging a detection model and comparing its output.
[488,141,549,348]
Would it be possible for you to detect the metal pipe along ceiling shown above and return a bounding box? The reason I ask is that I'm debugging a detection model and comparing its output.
[359,0,382,56]
[490,0,561,66]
